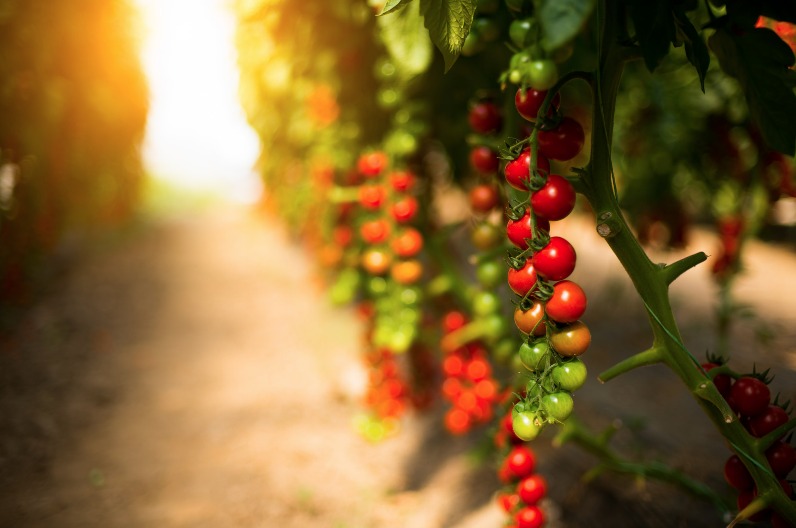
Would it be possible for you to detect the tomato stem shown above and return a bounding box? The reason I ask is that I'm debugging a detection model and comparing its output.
[660,251,708,285]
[597,346,665,383]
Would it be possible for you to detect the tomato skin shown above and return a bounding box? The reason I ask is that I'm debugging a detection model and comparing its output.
[530,174,576,221]
[476,260,503,288]
[549,320,590,357]
[469,146,500,174]
[391,260,423,284]
[389,170,416,192]
[507,258,538,296]
[541,391,574,422]
[361,249,392,275]
[468,101,502,134]
[730,377,771,417]
[515,505,545,528]
[526,59,558,90]
[506,445,536,478]
[469,184,501,213]
[514,302,546,336]
[392,228,423,258]
[391,196,419,223]
[766,441,796,478]
[445,407,471,435]
[519,340,550,372]
[537,116,585,161]
[545,280,587,323]
[497,492,521,513]
[358,184,386,209]
[332,225,353,248]
[512,411,543,441]
[471,222,502,250]
[360,219,391,244]
[745,405,789,438]
[473,291,501,316]
[551,358,587,391]
[724,454,754,491]
[517,474,547,505]
[533,236,576,281]
[515,88,560,122]
[702,362,732,397]
[357,151,388,177]
[509,19,532,47]
[507,210,550,249]
[504,148,551,191]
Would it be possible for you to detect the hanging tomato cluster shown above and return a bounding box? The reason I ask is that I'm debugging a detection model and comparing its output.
[496,440,548,528]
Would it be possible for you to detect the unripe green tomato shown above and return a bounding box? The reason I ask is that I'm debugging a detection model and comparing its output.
[493,338,516,364]
[377,87,401,108]
[551,359,587,391]
[471,223,502,250]
[509,19,532,48]
[541,391,574,422]
[461,28,485,57]
[389,328,413,353]
[473,17,501,43]
[482,313,509,341]
[519,340,550,372]
[508,69,523,84]
[525,59,559,90]
[367,276,388,295]
[472,291,500,316]
[400,286,421,305]
[513,411,544,441]
[373,57,397,80]
[476,260,503,287]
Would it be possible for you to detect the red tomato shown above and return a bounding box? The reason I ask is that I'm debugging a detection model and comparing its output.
[724,455,753,491]
[545,280,587,323]
[508,258,538,296]
[532,236,576,281]
[469,184,501,213]
[357,151,388,177]
[730,377,771,417]
[514,302,546,336]
[445,407,471,435]
[515,87,560,121]
[360,219,391,244]
[530,174,576,220]
[358,184,386,209]
[507,209,550,249]
[515,505,545,528]
[701,362,732,398]
[745,405,789,438]
[538,116,585,161]
[468,101,502,134]
[470,146,500,174]
[506,445,536,479]
[497,492,521,513]
[505,148,551,191]
[332,225,353,247]
[517,474,547,505]
[392,228,424,258]
[392,196,419,223]
[766,441,796,478]
[442,311,467,333]
[389,170,416,192]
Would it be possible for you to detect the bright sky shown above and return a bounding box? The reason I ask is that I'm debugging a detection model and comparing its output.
[134,0,261,201]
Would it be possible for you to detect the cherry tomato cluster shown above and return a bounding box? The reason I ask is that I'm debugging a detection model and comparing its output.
[362,345,410,422]
[702,362,796,525]
[440,311,501,435]
[504,81,591,441]
[496,440,548,528]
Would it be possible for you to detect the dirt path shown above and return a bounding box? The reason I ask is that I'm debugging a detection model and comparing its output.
[0,205,794,528]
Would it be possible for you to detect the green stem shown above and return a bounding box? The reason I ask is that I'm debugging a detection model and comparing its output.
[597,346,665,382]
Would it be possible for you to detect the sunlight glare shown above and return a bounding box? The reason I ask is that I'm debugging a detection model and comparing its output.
[134,0,261,202]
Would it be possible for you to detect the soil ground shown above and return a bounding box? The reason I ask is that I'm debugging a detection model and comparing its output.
[0,204,794,528]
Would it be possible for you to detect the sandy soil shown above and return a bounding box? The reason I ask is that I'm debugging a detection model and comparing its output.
[0,205,794,528]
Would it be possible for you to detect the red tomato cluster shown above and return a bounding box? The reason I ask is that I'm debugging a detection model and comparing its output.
[440,311,501,435]
[496,441,548,528]
[362,347,409,421]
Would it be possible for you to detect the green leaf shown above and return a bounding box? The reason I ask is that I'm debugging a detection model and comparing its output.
[538,0,596,52]
[625,0,677,72]
[419,0,477,72]
[378,0,414,16]
[673,9,710,91]
[709,27,796,155]
[377,0,433,78]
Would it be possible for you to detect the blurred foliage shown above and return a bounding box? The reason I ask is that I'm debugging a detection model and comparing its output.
[0,0,148,304]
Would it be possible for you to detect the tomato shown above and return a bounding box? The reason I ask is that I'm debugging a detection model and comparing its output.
[515,88,560,122]
[473,291,501,316]
[358,184,386,209]
[766,441,796,478]
[729,377,771,417]
[332,225,353,247]
[361,248,392,275]
[468,101,502,134]
[497,492,521,513]
[545,280,587,323]
[466,356,492,381]
[445,407,471,435]
[505,148,551,191]
[469,184,501,213]
[526,59,558,91]
[461,28,485,57]
[509,19,532,48]
[508,258,538,296]
[443,355,465,377]
[358,151,389,177]
[474,378,498,400]
[517,474,547,505]
[519,340,550,372]
[391,259,423,284]
[389,170,416,192]
[537,116,586,161]
[551,358,587,391]
[476,260,503,287]
[469,146,500,174]
[391,196,419,223]
[530,174,576,221]
[507,209,550,249]
[549,320,590,357]
[724,455,753,491]
[443,310,468,333]
[533,236,576,281]
[506,445,537,478]
[471,222,502,249]
[541,391,573,422]
[360,219,391,244]
[514,302,546,336]
[515,505,545,528]
[745,405,789,438]
[473,16,500,42]
[701,362,732,398]
[512,412,543,442]
[392,228,423,258]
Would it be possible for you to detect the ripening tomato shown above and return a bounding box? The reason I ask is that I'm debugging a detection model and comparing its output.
[360,219,391,244]
[469,184,501,213]
[469,146,500,174]
[537,116,585,161]
[515,87,560,122]
[533,236,576,281]
[729,377,771,417]
[530,174,576,221]
[468,101,502,134]
[505,148,551,191]
[507,209,550,250]
[545,280,587,323]
[514,302,546,336]
[391,260,423,284]
[471,222,502,249]
[549,320,591,357]
[389,170,416,192]
[517,474,547,505]
[358,151,389,177]
[392,228,423,258]
[508,258,538,296]
[358,184,386,209]
[392,196,419,223]
[361,248,392,275]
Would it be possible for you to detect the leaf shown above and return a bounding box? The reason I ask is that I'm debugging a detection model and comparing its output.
[419,0,477,72]
[378,0,414,16]
[673,9,710,91]
[625,0,677,72]
[377,0,433,78]
[538,0,596,52]
[709,27,796,155]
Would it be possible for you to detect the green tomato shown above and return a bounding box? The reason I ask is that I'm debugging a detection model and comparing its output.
[472,291,500,316]
[509,19,532,48]
[551,359,587,391]
[473,17,501,43]
[367,276,388,295]
[519,340,550,372]
[541,391,574,422]
[526,59,558,90]
[476,260,503,288]
[482,313,508,341]
[493,338,516,365]
[513,411,544,441]
[508,69,523,85]
[461,28,485,57]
